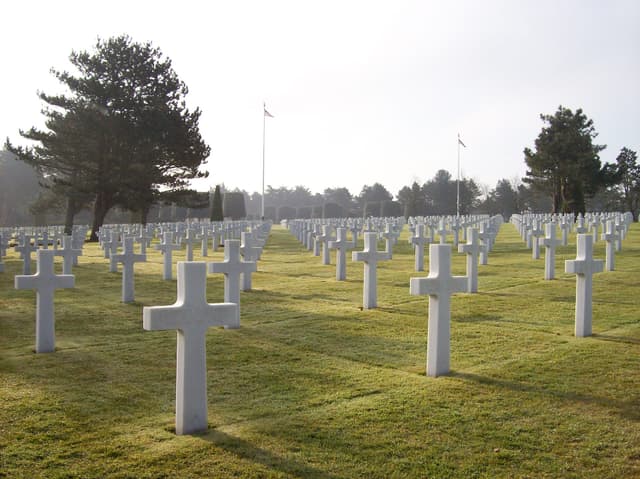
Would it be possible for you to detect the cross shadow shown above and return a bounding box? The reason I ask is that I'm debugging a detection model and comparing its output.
[592,333,640,345]
[198,429,339,479]
[450,371,640,421]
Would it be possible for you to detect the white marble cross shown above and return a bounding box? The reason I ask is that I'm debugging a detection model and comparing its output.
[600,220,618,271]
[410,244,467,377]
[143,261,238,435]
[381,224,400,258]
[183,229,198,262]
[410,224,430,272]
[328,227,356,281]
[565,234,603,337]
[318,225,334,265]
[208,239,256,326]
[436,219,449,245]
[542,222,560,280]
[155,232,181,280]
[240,232,261,291]
[112,237,146,303]
[200,227,210,257]
[15,235,38,275]
[352,232,391,309]
[560,219,571,246]
[54,235,82,275]
[458,227,484,293]
[530,221,544,260]
[15,249,74,353]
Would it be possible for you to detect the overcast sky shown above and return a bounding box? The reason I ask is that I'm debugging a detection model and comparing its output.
[2,1,638,197]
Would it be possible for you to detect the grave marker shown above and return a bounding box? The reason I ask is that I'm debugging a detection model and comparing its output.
[352,232,390,309]
[565,234,603,337]
[15,250,74,353]
[112,237,147,303]
[208,239,256,326]
[143,262,238,435]
[410,244,467,377]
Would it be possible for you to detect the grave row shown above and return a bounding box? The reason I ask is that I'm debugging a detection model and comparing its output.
[4,212,634,436]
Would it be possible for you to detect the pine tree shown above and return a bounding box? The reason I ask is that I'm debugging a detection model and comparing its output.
[210,185,224,221]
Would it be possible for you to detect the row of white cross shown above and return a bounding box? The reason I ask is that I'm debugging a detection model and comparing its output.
[6,215,630,436]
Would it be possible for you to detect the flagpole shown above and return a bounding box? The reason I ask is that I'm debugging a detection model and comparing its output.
[262,102,266,220]
[456,133,460,218]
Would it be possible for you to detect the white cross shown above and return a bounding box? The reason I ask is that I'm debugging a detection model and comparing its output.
[55,235,82,275]
[328,227,356,281]
[458,227,484,293]
[112,237,147,303]
[352,232,390,309]
[560,219,571,246]
[15,249,74,353]
[240,232,261,290]
[565,234,603,337]
[15,235,38,275]
[183,228,199,261]
[143,262,238,435]
[530,221,544,260]
[381,224,400,258]
[318,225,334,265]
[410,224,431,272]
[155,232,181,280]
[410,244,467,377]
[208,239,256,326]
[600,220,618,271]
[436,218,450,244]
[200,227,210,257]
[542,222,560,280]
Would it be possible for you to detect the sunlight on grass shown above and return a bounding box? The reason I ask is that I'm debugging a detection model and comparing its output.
[1,223,639,478]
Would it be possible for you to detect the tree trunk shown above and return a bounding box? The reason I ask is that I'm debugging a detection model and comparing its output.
[64,197,77,235]
[89,192,111,242]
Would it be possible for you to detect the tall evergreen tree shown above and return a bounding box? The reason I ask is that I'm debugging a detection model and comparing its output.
[614,147,640,220]
[210,185,224,221]
[523,106,607,214]
[7,35,209,239]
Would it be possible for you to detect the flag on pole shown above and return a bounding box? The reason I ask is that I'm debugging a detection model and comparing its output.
[458,136,466,148]
[264,103,274,118]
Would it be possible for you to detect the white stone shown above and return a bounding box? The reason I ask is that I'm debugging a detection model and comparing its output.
[328,227,355,281]
[208,239,256,326]
[54,235,82,275]
[15,235,38,275]
[458,227,484,293]
[352,232,390,309]
[183,229,198,262]
[410,244,467,377]
[318,225,334,265]
[155,232,181,280]
[15,249,74,353]
[600,220,618,271]
[410,224,430,272]
[143,262,238,435]
[240,232,260,290]
[565,234,604,337]
[381,224,400,258]
[112,237,146,303]
[200,227,210,257]
[542,222,560,280]
[530,221,544,260]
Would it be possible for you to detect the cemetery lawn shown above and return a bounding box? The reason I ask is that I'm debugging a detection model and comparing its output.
[1,223,639,479]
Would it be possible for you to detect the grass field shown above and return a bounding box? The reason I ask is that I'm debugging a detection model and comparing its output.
[1,222,639,478]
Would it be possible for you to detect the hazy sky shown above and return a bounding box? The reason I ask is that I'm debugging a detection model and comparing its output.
[2,1,638,197]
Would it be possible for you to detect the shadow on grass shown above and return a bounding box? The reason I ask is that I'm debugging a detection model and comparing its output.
[450,371,640,421]
[592,333,640,345]
[200,429,339,479]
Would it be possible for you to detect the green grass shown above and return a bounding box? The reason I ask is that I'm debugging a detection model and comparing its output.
[1,223,639,478]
